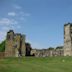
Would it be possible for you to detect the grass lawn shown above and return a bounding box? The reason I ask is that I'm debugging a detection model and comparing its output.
[0,57,72,72]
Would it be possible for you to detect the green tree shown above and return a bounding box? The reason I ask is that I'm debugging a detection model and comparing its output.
[56,46,63,49]
[0,40,5,52]
[48,47,54,50]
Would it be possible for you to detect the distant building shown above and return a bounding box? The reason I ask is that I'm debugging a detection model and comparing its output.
[5,30,26,57]
[64,23,72,56]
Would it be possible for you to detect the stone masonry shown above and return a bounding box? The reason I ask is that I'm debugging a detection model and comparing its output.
[31,47,63,57]
[64,23,72,56]
[5,30,26,57]
[4,23,72,57]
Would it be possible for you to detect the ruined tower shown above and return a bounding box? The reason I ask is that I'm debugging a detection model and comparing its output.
[64,23,72,56]
[5,30,26,57]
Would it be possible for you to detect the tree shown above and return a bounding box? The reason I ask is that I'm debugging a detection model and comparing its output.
[0,40,5,52]
[48,47,54,50]
[56,46,63,49]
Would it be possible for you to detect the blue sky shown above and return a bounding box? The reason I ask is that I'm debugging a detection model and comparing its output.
[0,0,72,49]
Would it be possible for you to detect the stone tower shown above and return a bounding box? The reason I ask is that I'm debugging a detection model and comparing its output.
[5,30,26,57]
[64,23,72,56]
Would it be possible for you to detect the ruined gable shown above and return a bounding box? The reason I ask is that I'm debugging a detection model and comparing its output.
[5,30,26,57]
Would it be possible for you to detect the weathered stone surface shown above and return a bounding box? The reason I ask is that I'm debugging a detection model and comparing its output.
[64,23,72,56]
[31,47,63,57]
[5,30,26,57]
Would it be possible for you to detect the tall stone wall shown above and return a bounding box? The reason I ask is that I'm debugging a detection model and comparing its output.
[64,23,72,56]
[21,35,26,56]
[5,30,26,57]
[13,34,21,57]
[5,30,14,57]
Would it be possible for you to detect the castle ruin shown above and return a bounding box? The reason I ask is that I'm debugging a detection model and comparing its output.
[64,23,72,56]
[5,30,26,57]
[4,23,72,57]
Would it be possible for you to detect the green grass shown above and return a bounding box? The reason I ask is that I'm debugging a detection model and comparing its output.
[0,57,72,72]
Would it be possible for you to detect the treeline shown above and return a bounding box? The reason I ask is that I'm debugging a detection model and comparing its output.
[48,46,63,50]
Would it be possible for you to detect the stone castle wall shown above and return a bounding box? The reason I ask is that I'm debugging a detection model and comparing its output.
[64,23,72,56]
[31,47,64,57]
[5,30,26,57]
[4,23,72,57]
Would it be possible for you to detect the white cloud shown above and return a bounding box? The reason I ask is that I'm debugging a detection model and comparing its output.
[0,25,16,43]
[0,18,18,25]
[25,13,30,16]
[17,25,21,29]
[11,19,18,25]
[0,31,6,43]
[0,18,10,25]
[20,17,25,21]
[19,11,30,17]
[0,3,31,43]
[0,17,18,42]
[19,12,24,16]
[13,4,22,9]
[2,26,10,31]
[8,12,16,16]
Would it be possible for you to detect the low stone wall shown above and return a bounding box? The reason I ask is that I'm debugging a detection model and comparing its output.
[31,48,64,57]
